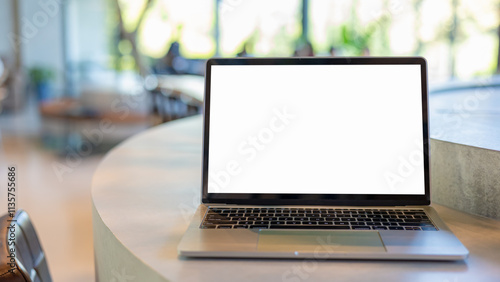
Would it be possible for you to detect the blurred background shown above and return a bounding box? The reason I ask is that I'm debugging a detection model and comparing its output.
[0,0,499,281]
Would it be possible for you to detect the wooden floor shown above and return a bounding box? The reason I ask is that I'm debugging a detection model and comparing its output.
[0,100,149,281]
[2,135,98,281]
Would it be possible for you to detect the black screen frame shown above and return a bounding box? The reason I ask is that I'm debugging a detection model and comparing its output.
[202,57,430,206]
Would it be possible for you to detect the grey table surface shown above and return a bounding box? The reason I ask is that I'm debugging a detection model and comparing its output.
[92,115,500,282]
[430,84,500,151]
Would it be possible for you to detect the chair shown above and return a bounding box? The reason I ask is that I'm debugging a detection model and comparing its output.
[0,209,52,282]
[0,58,9,113]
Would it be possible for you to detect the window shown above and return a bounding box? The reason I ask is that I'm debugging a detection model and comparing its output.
[219,0,301,56]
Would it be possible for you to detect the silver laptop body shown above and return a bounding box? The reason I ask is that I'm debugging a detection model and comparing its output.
[178,57,469,260]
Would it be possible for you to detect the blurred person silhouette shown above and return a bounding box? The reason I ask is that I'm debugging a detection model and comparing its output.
[154,41,188,74]
[362,47,370,56]
[329,46,338,57]
[293,41,314,57]
[236,41,250,57]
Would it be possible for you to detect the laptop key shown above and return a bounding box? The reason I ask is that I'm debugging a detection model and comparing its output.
[270,221,286,225]
[388,226,404,230]
[404,219,426,223]
[208,220,233,224]
[318,221,332,225]
[399,222,433,227]
[333,221,350,226]
[302,221,318,225]
[357,218,371,222]
[254,221,269,225]
[335,221,350,225]
[216,225,233,229]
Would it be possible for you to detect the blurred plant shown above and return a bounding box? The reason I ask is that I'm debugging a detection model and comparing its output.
[29,67,55,85]
[29,66,55,102]
[337,1,390,56]
[238,29,259,56]
[111,0,155,75]
[340,23,374,55]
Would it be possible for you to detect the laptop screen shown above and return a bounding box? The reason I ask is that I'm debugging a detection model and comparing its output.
[203,58,429,205]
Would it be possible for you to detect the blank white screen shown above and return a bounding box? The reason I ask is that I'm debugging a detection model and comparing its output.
[208,64,425,195]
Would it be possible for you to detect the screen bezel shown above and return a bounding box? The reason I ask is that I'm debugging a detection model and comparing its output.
[202,57,430,206]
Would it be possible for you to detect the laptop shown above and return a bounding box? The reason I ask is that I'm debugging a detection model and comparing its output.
[177,57,469,260]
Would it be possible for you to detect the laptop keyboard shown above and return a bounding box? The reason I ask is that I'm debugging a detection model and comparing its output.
[201,207,437,231]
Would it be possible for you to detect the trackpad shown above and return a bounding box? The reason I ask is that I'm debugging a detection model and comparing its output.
[257,230,386,253]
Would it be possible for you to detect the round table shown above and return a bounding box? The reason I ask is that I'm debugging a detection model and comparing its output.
[92,115,500,281]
